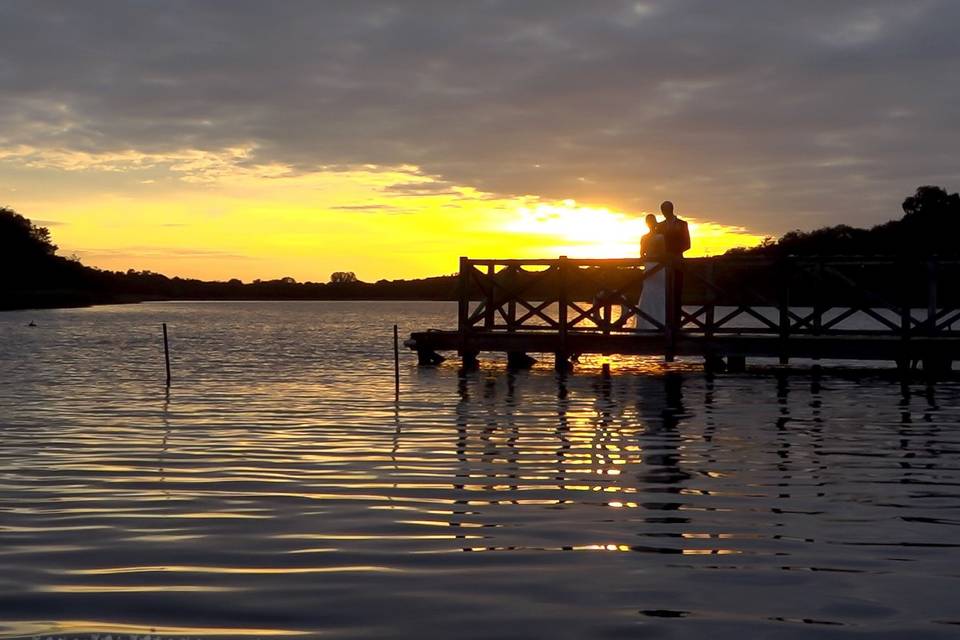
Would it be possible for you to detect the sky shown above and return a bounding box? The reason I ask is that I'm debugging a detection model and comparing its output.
[1,1,958,282]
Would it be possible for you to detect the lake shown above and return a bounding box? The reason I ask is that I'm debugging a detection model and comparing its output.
[1,301,959,639]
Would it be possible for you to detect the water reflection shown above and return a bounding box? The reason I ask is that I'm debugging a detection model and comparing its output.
[2,302,960,638]
[158,389,171,499]
[636,373,692,489]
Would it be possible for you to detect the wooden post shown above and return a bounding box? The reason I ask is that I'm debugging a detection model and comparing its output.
[461,350,479,371]
[393,324,400,399]
[727,355,746,372]
[705,259,715,340]
[162,322,171,387]
[927,258,938,336]
[457,257,469,334]
[778,258,790,365]
[702,259,718,369]
[813,259,823,335]
[506,265,517,332]
[507,351,536,369]
[484,264,495,330]
[457,256,472,367]
[664,260,676,362]
[895,258,911,371]
[922,259,948,375]
[602,298,612,336]
[557,256,569,371]
[418,349,446,366]
[900,258,912,339]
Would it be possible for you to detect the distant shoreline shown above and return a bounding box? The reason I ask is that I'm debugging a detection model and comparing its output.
[2,291,459,312]
[5,185,960,314]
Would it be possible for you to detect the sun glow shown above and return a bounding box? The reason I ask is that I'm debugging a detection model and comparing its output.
[504,200,646,258]
[4,150,766,280]
[500,199,765,260]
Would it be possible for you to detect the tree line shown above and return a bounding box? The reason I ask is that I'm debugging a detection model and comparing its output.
[0,207,458,310]
[2,185,956,310]
[725,185,960,258]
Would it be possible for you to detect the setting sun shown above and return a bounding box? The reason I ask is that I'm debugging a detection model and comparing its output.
[499,199,765,260]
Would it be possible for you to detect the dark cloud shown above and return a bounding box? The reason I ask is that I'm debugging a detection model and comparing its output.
[381,181,460,197]
[1,0,958,232]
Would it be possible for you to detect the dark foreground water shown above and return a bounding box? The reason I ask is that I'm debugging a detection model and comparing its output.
[1,301,959,639]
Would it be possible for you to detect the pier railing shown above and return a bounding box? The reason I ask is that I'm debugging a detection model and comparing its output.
[457,256,960,341]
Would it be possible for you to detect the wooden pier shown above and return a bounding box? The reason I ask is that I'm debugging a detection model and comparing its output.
[406,256,960,373]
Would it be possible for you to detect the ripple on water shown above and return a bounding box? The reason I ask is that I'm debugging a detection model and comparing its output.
[1,301,960,638]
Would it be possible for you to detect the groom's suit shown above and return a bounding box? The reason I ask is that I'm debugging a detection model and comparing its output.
[655,217,690,328]
[656,217,690,259]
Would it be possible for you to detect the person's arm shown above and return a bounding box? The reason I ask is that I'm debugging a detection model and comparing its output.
[680,221,691,253]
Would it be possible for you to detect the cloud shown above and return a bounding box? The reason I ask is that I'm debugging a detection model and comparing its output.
[75,246,250,260]
[381,181,460,197]
[329,203,412,214]
[0,143,258,181]
[1,1,958,232]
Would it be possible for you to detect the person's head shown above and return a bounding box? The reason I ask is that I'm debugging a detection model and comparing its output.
[660,200,675,220]
[644,213,658,231]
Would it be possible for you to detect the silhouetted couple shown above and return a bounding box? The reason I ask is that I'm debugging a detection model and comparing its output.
[637,201,690,330]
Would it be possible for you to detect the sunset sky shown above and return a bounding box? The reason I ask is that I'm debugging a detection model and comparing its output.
[2,1,958,282]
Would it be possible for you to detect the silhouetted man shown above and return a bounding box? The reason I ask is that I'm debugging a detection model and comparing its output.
[655,201,690,328]
[656,201,690,259]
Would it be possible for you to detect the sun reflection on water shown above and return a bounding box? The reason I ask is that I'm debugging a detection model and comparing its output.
[2,302,959,637]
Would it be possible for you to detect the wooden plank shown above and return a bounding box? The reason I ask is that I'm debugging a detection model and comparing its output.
[408,330,960,362]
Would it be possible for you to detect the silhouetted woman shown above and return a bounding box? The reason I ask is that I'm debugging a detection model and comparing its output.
[637,213,666,330]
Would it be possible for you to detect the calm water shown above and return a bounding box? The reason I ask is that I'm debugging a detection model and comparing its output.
[1,301,959,639]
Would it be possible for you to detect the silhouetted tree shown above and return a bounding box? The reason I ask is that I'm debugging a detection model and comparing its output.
[0,206,461,309]
[329,271,358,284]
[902,185,960,219]
[1,207,72,294]
[1,207,58,259]
[728,185,960,258]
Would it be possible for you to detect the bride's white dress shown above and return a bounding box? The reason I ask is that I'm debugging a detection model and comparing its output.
[636,261,666,330]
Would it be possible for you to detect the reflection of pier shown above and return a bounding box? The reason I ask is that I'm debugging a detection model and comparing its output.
[407,256,960,373]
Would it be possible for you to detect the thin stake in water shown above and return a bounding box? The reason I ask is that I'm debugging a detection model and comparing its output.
[162,322,171,387]
[393,324,400,398]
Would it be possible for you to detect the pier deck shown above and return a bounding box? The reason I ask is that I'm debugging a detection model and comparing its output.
[407,256,960,372]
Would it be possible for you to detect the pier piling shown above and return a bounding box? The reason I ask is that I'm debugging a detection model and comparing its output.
[417,349,445,366]
[726,355,746,373]
[460,350,479,371]
[507,351,536,370]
